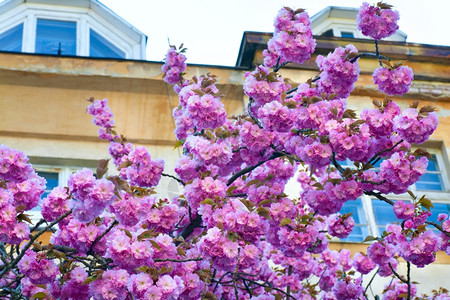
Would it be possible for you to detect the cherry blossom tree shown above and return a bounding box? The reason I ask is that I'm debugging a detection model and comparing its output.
[1,2,449,299]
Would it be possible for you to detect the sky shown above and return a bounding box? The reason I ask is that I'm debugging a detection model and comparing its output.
[100,0,450,66]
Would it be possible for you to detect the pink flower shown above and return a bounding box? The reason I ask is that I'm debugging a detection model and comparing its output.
[357,2,399,40]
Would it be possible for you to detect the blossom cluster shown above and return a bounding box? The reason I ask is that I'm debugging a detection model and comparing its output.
[393,107,439,144]
[315,45,360,99]
[269,7,316,65]
[244,65,287,106]
[161,46,187,85]
[124,146,164,188]
[373,65,414,96]
[357,2,400,40]
[18,250,58,284]
[68,168,115,222]
[327,213,355,238]
[361,100,401,137]
[174,74,226,132]
[51,217,112,254]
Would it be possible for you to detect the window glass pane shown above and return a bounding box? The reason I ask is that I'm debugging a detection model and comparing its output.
[373,200,398,234]
[341,31,354,38]
[416,155,443,191]
[340,199,369,242]
[32,171,59,211]
[428,203,450,224]
[90,29,125,59]
[0,23,23,52]
[36,19,76,55]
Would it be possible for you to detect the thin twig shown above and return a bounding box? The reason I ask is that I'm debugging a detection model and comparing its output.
[425,221,450,237]
[406,261,411,300]
[365,268,379,296]
[374,40,383,67]
[161,172,185,186]
[364,191,394,205]
[238,276,297,300]
[87,220,118,255]
[154,257,202,263]
[227,152,283,186]
[388,263,407,283]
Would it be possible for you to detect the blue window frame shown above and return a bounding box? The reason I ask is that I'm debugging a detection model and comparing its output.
[35,19,76,55]
[0,23,23,52]
[89,29,125,59]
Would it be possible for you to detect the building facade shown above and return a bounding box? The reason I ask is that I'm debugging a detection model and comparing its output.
[0,0,449,296]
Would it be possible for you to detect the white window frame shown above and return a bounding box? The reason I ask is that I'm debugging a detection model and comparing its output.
[0,4,137,59]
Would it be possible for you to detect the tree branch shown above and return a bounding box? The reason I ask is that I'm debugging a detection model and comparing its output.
[388,263,407,283]
[154,257,202,263]
[162,172,185,186]
[227,152,283,187]
[406,261,411,300]
[87,220,119,255]
[177,214,203,244]
[364,191,394,205]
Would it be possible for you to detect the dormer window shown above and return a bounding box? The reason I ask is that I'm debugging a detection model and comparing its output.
[0,0,146,59]
[35,19,76,55]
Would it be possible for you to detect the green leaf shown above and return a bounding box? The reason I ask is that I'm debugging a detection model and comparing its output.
[124,229,133,239]
[245,179,260,188]
[32,292,47,299]
[200,198,214,205]
[257,207,272,220]
[150,240,162,251]
[82,276,97,285]
[173,140,183,150]
[418,197,434,211]
[363,235,378,243]
[226,185,238,194]
[280,218,292,226]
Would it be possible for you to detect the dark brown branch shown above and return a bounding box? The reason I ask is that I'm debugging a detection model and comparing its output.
[227,152,283,187]
[247,98,263,129]
[331,152,345,174]
[228,193,247,198]
[406,261,411,300]
[237,275,297,300]
[364,191,394,205]
[154,257,202,263]
[388,263,407,283]
[29,218,46,233]
[177,214,203,244]
[425,221,450,237]
[366,139,404,169]
[87,220,118,255]
[162,172,185,186]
